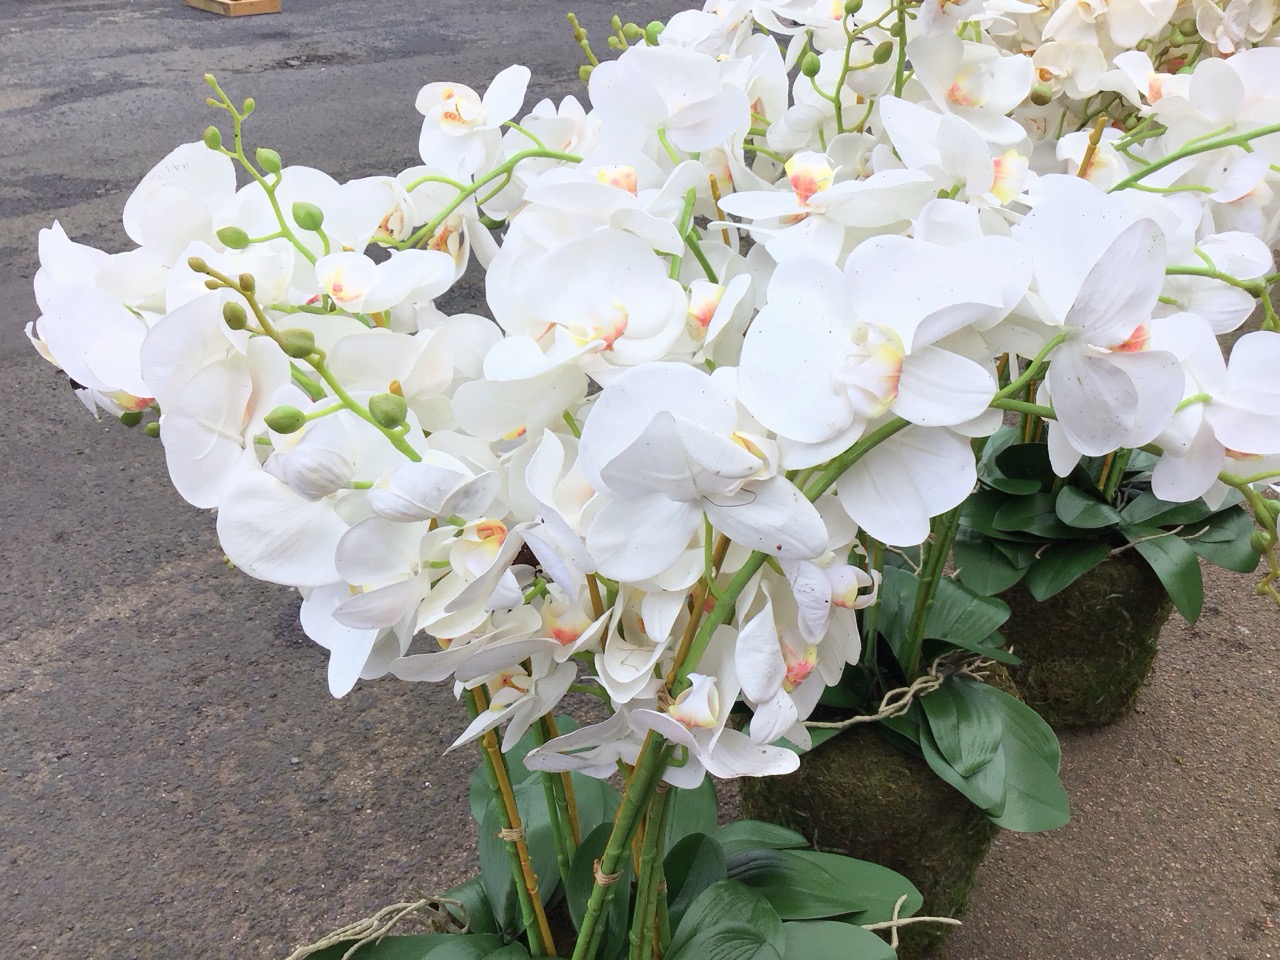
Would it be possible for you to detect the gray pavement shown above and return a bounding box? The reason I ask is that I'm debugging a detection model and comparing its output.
[1,2,1278,958]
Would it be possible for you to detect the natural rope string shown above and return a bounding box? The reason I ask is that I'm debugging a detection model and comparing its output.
[805,654,995,730]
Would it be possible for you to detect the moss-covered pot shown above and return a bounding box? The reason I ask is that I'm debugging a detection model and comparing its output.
[740,721,998,960]
[999,550,1173,728]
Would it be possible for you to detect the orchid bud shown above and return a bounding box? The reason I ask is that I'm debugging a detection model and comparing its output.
[187,256,209,274]
[143,422,160,439]
[369,392,409,429]
[872,40,894,64]
[256,147,282,174]
[621,22,644,41]
[265,405,307,434]
[242,97,256,115]
[217,226,251,250]
[238,273,256,293]
[645,20,663,44]
[292,201,325,231]
[278,328,316,358]
[1178,18,1197,34]
[203,126,223,151]
[223,301,248,330]
[203,73,218,88]
[204,279,221,290]
[1263,499,1280,522]
[1030,83,1053,106]
[119,411,143,427]
[1251,530,1271,553]
[800,52,822,78]
[844,0,862,12]
[578,65,594,83]
[888,20,905,37]
[1171,30,1187,44]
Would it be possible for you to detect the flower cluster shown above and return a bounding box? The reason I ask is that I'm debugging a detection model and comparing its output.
[28,0,1280,785]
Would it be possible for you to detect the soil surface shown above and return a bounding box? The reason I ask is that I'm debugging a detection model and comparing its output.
[1,3,1277,959]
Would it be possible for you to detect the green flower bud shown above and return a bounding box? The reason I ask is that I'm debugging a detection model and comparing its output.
[844,0,863,14]
[645,20,664,44]
[369,392,409,429]
[265,405,307,434]
[119,411,143,427]
[239,273,256,293]
[216,225,251,250]
[888,19,905,37]
[255,147,282,174]
[203,125,223,151]
[223,301,248,331]
[277,328,316,359]
[143,421,161,439]
[1178,18,1198,34]
[204,73,218,88]
[622,22,645,40]
[242,97,256,115]
[204,279,222,290]
[187,256,209,274]
[872,40,895,64]
[292,201,325,232]
[1170,30,1187,44]
[578,64,594,83]
[1135,38,1150,50]
[800,51,822,78]
[1030,82,1054,106]
[1263,498,1280,521]
[1250,530,1271,554]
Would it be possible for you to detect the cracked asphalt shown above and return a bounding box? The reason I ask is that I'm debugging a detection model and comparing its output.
[1,2,1277,958]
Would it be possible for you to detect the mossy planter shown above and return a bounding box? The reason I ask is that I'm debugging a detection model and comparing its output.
[999,550,1173,728]
[740,721,998,960]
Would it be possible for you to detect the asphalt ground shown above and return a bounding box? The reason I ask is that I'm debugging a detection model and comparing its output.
[1,3,1278,958]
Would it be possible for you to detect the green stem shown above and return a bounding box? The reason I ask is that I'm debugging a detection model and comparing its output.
[1110,121,1280,193]
[571,737,670,960]
[902,507,961,678]
[997,334,1069,402]
[627,786,672,960]
[859,538,885,669]
[992,397,1055,419]
[535,720,573,890]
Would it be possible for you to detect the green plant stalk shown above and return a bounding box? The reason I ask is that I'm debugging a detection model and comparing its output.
[543,714,583,847]
[1100,448,1133,501]
[1219,470,1280,607]
[892,0,909,97]
[571,736,671,960]
[902,506,962,678]
[1110,120,1280,193]
[534,720,573,890]
[466,690,552,957]
[992,397,1054,419]
[627,786,672,960]
[859,537,885,669]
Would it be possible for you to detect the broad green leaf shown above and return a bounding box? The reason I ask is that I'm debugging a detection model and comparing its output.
[664,833,729,930]
[441,877,499,936]
[786,851,922,925]
[993,492,1081,539]
[1023,541,1113,600]
[1183,507,1262,573]
[482,946,531,960]
[919,722,1008,817]
[477,802,517,931]
[987,732,1071,833]
[919,679,1002,777]
[668,880,786,958]
[712,820,808,860]
[1120,491,1214,527]
[478,776,568,930]
[782,921,895,960]
[976,683,1061,771]
[566,771,622,840]
[664,778,719,854]
[1124,525,1204,622]
[304,934,498,960]
[994,441,1058,487]
[466,715,583,823]
[727,849,865,919]
[566,824,631,960]
[669,922,783,960]
[953,529,1030,596]
[426,938,511,960]
[923,576,1011,645]
[1054,485,1122,529]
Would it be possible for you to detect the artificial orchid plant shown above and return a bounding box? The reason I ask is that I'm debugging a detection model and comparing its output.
[27,0,1280,957]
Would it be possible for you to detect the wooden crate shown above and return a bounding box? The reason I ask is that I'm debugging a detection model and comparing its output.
[186,0,281,16]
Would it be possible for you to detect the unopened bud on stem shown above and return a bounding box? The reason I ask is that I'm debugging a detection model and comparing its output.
[369,392,409,429]
[238,273,256,293]
[143,421,161,439]
[187,256,209,274]
[119,411,143,427]
[203,126,223,150]
[800,52,822,77]
[255,147,282,174]
[217,225,250,250]
[872,40,894,64]
[292,201,324,231]
[223,302,248,330]
[265,405,307,434]
[278,328,316,359]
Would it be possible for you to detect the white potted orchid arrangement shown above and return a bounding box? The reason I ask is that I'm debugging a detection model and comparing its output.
[27,1,1280,958]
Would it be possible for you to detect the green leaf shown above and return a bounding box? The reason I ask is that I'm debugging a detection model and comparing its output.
[993,492,1081,539]
[712,820,808,860]
[988,733,1071,833]
[566,824,631,960]
[477,802,517,931]
[782,921,895,960]
[1183,507,1262,573]
[664,833,729,930]
[1124,526,1204,622]
[923,576,1011,645]
[726,849,866,919]
[441,877,499,936]
[1119,491,1213,527]
[305,933,508,960]
[953,529,1030,596]
[668,922,783,960]
[477,776,567,930]
[668,880,786,958]
[963,489,1039,540]
[1023,541,1113,600]
[665,778,719,854]
[1054,485,1123,529]
[995,441,1059,486]
[785,851,922,925]
[977,682,1061,771]
[919,679,1002,777]
[919,722,1008,817]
